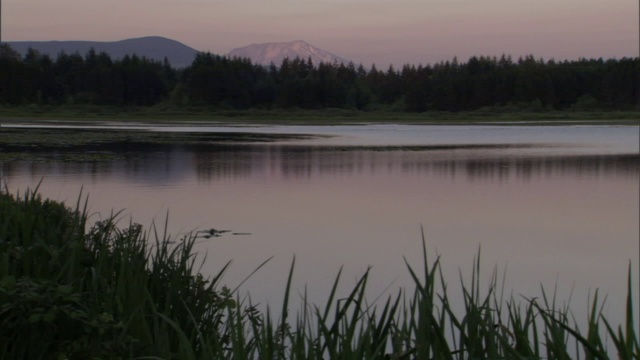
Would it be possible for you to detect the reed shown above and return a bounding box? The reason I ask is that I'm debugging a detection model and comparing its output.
[0,187,637,359]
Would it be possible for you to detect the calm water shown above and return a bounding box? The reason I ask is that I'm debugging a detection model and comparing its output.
[2,123,639,326]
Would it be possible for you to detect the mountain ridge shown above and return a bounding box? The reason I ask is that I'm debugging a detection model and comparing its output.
[7,36,199,68]
[6,37,350,68]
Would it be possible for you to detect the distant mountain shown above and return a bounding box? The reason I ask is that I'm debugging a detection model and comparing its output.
[228,40,348,66]
[7,36,199,68]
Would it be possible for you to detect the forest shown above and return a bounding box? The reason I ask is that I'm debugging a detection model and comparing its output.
[0,43,638,113]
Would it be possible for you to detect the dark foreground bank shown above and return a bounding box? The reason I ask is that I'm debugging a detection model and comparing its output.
[0,187,638,359]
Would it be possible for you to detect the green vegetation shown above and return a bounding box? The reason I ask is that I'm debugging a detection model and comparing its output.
[1,187,638,359]
[0,127,321,162]
[1,105,639,125]
[1,43,639,116]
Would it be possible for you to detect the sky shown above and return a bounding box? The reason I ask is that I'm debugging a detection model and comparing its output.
[3,0,638,68]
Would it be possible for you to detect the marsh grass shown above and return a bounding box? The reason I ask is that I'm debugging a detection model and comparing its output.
[0,187,638,359]
[1,104,639,125]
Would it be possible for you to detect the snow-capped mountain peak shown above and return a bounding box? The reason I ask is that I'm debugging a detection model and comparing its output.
[228,40,348,66]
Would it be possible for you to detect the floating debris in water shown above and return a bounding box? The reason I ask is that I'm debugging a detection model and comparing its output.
[197,228,230,238]
[197,228,251,238]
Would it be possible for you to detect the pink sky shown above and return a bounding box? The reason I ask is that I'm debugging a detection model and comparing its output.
[4,0,638,67]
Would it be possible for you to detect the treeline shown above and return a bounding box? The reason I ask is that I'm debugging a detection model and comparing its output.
[1,44,638,112]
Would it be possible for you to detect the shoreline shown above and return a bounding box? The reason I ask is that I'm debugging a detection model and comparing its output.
[1,106,639,126]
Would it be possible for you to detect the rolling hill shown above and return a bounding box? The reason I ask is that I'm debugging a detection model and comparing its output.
[7,37,350,68]
[7,36,199,68]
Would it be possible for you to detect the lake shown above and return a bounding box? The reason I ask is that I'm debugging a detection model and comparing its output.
[1,122,638,328]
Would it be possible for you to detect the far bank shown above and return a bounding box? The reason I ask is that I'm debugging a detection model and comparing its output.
[1,105,639,125]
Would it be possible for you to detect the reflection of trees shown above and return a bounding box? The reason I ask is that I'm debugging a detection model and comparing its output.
[192,145,271,182]
[2,144,638,184]
[190,145,639,182]
[0,144,195,186]
[461,155,639,182]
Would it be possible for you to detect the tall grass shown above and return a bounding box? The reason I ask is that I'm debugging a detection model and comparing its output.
[1,187,638,359]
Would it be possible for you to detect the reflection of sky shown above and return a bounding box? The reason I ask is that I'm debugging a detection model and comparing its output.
[1,125,638,332]
[5,123,639,153]
[152,124,639,153]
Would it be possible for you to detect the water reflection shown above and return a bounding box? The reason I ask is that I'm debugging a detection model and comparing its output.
[1,128,638,335]
[3,144,638,183]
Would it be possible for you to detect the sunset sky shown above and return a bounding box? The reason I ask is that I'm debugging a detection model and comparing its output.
[3,0,638,67]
